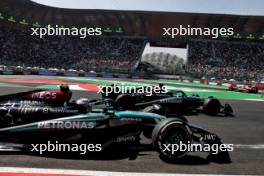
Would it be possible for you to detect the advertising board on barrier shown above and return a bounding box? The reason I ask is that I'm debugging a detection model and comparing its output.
[39,71,57,76]
[85,73,98,77]
[2,71,14,75]
[64,71,79,77]
[23,71,31,75]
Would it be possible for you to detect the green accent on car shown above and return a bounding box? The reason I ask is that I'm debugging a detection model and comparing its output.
[115,111,162,119]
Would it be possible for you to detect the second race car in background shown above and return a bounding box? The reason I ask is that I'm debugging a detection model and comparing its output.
[102,85,234,117]
[228,84,259,94]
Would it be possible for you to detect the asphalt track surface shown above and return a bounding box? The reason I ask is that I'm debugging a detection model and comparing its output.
[0,87,263,175]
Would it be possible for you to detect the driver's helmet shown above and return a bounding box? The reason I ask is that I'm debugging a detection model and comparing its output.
[75,98,92,112]
[60,84,70,93]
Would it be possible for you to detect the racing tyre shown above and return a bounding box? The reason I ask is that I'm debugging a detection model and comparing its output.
[152,118,191,162]
[115,94,135,110]
[203,98,221,116]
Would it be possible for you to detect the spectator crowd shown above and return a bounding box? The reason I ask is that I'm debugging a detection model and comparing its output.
[1,21,264,81]
[0,21,146,73]
[186,39,264,81]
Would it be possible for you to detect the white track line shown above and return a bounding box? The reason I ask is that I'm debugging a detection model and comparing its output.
[244,99,264,102]
[0,167,256,176]
[234,144,264,149]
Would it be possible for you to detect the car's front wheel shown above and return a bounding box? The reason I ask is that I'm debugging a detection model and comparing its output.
[152,118,191,162]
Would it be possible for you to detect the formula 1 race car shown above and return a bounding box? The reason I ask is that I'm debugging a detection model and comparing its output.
[228,84,258,94]
[102,85,234,116]
[0,84,233,117]
[0,100,231,163]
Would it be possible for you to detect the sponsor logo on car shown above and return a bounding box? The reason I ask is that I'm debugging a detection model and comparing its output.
[38,121,96,129]
[120,117,142,122]
[32,91,57,99]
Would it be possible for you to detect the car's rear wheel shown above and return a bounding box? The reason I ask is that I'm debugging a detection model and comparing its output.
[152,118,191,162]
[203,98,221,116]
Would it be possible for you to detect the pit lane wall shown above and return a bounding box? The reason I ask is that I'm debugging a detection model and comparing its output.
[1,70,264,90]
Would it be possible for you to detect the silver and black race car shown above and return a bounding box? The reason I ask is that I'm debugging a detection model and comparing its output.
[0,88,231,163]
[102,85,234,117]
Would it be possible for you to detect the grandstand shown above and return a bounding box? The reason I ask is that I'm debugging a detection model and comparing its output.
[0,20,146,73]
[187,39,264,81]
[141,52,184,74]
[0,0,264,81]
